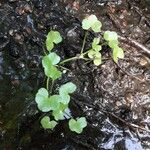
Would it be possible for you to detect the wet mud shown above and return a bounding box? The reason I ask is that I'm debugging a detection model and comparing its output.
[0,0,150,149]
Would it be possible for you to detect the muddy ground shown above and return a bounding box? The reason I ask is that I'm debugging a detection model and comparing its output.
[0,0,150,149]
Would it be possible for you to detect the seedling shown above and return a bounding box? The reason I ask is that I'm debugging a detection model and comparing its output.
[35,14,124,134]
[104,31,124,62]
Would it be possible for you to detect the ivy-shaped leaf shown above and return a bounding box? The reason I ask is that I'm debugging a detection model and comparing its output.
[103,31,124,62]
[35,88,60,112]
[59,82,77,104]
[104,31,118,41]
[35,88,50,112]
[113,46,124,63]
[92,21,102,33]
[69,117,87,134]
[88,50,102,66]
[42,53,62,80]
[108,40,119,48]
[52,103,68,120]
[41,116,57,129]
[92,38,102,52]
[82,15,102,33]
[46,31,62,51]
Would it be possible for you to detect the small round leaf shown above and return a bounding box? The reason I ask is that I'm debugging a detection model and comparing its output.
[104,31,118,41]
[41,116,57,129]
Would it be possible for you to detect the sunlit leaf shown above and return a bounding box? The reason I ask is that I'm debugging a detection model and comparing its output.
[59,82,77,104]
[88,50,95,59]
[52,103,68,120]
[91,21,102,33]
[35,88,61,112]
[46,52,61,65]
[93,37,100,45]
[35,88,51,112]
[93,58,102,66]
[46,31,62,51]
[69,117,87,134]
[49,95,61,110]
[52,109,64,120]
[104,31,118,41]
[113,46,124,63]
[92,45,102,51]
[42,54,62,80]
[82,15,102,32]
[108,40,118,48]
[82,18,91,30]
[41,116,57,129]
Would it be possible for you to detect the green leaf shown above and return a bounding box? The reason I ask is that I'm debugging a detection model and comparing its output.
[91,20,102,33]
[92,45,102,51]
[116,47,124,59]
[35,88,51,112]
[82,15,102,32]
[82,18,91,30]
[41,116,57,129]
[94,58,102,66]
[95,51,101,58]
[88,50,95,59]
[52,103,68,120]
[93,37,100,45]
[52,31,62,44]
[46,52,61,65]
[46,31,62,51]
[104,31,118,41]
[46,41,54,51]
[113,46,124,63]
[93,51,102,66]
[49,95,61,110]
[59,82,77,104]
[53,109,64,120]
[77,117,87,128]
[35,88,61,112]
[108,40,118,48]
[42,54,62,80]
[69,117,87,134]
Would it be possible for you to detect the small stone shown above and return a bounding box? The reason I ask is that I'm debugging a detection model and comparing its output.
[139,58,148,66]
[9,29,14,36]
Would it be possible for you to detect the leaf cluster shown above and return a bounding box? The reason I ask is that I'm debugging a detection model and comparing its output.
[88,37,102,66]
[104,31,124,62]
[35,31,87,133]
[82,15,102,33]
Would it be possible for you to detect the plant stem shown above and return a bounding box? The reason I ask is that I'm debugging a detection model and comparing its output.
[59,56,78,65]
[80,31,88,54]
[50,80,54,94]
[46,77,50,91]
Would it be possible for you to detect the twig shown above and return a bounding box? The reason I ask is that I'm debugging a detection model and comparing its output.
[118,36,150,56]
[80,31,88,54]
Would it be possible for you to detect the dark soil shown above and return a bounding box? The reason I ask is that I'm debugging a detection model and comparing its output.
[0,0,150,149]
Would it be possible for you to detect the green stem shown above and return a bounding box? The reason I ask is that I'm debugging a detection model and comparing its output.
[50,80,54,94]
[46,77,50,91]
[43,47,48,56]
[59,56,78,65]
[80,31,88,54]
[101,41,108,46]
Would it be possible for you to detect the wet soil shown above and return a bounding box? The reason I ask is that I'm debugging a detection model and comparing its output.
[0,0,150,149]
